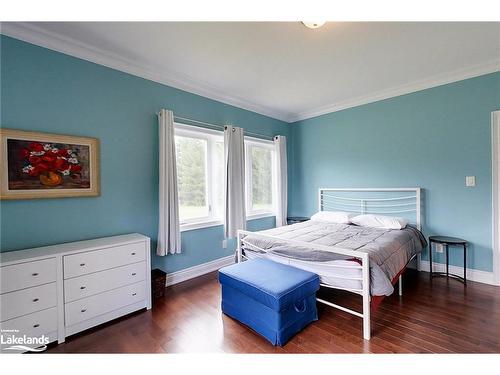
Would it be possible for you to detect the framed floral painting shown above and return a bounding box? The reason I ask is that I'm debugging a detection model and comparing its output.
[0,129,100,199]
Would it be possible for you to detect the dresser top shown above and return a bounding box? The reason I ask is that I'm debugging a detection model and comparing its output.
[0,233,149,266]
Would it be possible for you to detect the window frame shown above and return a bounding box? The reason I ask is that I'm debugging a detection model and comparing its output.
[244,137,277,219]
[174,123,224,231]
[174,123,278,232]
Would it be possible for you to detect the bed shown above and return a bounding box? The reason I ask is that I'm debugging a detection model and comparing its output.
[236,188,426,340]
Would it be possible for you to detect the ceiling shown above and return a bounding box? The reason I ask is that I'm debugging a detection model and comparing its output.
[2,22,500,122]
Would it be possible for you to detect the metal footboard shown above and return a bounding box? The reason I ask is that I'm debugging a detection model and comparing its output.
[237,230,372,340]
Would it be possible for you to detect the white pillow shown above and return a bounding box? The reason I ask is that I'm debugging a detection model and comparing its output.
[351,214,408,230]
[310,211,355,224]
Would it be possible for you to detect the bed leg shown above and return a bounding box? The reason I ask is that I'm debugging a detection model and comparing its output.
[398,274,403,296]
[362,254,371,340]
[363,296,371,340]
[363,306,371,340]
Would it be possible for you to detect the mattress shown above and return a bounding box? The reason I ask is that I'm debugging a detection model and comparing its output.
[241,220,427,296]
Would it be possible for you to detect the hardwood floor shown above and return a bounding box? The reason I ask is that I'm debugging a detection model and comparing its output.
[46,269,500,353]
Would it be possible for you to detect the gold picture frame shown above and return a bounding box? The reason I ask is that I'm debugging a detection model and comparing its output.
[0,128,100,200]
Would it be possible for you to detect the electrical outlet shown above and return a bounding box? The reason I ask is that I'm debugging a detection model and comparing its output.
[222,239,227,249]
[436,243,444,253]
[466,176,476,187]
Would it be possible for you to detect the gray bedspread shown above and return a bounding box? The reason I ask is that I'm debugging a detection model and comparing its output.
[241,220,427,296]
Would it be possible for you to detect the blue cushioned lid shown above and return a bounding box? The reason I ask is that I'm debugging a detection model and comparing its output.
[218,258,320,311]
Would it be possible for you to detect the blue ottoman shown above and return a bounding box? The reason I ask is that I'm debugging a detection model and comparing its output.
[218,258,320,346]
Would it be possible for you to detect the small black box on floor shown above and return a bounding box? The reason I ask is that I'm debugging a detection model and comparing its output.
[151,268,167,301]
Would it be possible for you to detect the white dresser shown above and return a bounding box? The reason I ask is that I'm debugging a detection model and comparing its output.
[0,234,151,352]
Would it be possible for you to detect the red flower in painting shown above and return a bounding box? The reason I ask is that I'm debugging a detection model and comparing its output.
[37,163,50,172]
[41,155,57,163]
[28,167,40,177]
[20,148,30,158]
[70,164,82,173]
[54,158,70,171]
[57,149,70,157]
[28,142,44,152]
[29,155,42,164]
[21,142,82,182]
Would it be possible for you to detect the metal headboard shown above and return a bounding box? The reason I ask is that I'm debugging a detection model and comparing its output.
[318,188,421,230]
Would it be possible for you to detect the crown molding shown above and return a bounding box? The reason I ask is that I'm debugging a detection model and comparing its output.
[0,22,292,122]
[287,59,500,123]
[2,22,499,124]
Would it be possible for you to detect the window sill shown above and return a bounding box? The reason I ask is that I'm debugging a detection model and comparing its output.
[180,220,222,232]
[246,212,276,221]
[179,213,276,232]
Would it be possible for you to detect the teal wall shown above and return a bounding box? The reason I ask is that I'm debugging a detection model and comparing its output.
[289,72,500,271]
[0,36,290,273]
[2,34,499,274]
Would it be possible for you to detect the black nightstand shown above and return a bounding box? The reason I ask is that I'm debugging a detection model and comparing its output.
[287,216,310,225]
[428,236,467,284]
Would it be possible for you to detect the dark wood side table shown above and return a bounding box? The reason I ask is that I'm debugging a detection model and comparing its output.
[287,216,310,225]
[428,236,467,284]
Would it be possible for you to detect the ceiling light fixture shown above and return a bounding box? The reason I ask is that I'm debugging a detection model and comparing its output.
[302,21,326,29]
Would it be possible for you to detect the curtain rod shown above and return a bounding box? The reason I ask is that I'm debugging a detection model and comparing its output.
[156,112,277,141]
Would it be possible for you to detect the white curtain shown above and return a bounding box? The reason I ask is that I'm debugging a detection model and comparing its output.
[274,135,288,227]
[224,125,246,238]
[157,109,181,255]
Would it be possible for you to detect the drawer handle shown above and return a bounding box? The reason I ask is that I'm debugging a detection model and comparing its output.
[33,298,39,302]
[80,263,86,267]
[32,272,39,276]
[81,309,87,313]
[132,273,137,276]
[132,293,137,296]
[131,252,136,256]
[33,324,40,328]
[80,286,86,290]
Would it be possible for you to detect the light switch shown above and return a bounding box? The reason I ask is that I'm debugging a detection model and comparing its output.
[466,176,476,187]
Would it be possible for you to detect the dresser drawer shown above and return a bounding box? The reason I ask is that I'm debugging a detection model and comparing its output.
[0,283,57,322]
[64,262,146,302]
[64,242,146,279]
[65,281,146,326]
[0,307,57,338]
[0,258,56,294]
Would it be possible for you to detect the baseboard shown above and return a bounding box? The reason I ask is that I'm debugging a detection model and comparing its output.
[419,260,497,286]
[164,256,498,287]
[166,255,235,287]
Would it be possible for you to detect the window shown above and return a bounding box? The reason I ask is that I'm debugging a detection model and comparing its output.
[175,124,277,230]
[245,138,277,217]
[175,123,224,229]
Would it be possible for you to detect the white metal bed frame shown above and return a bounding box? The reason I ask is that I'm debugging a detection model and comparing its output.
[237,188,422,340]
